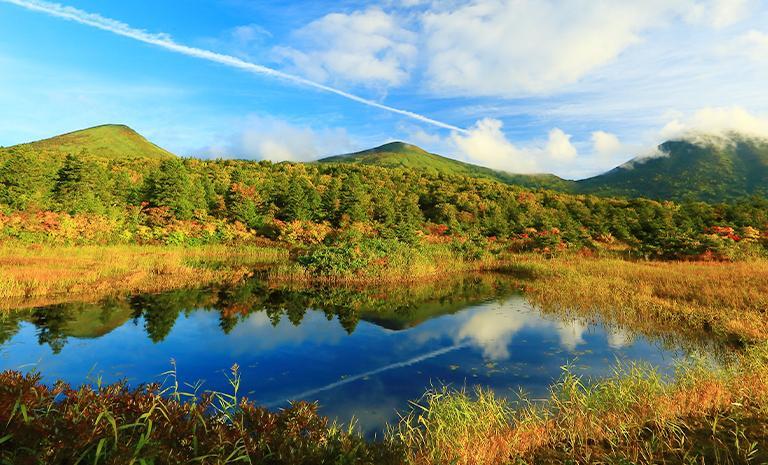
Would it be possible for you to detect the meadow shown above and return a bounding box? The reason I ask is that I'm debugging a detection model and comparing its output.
[0,244,287,310]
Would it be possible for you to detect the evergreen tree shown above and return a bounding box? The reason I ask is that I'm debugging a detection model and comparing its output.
[144,159,195,219]
[0,150,52,210]
[52,154,106,214]
[339,174,368,224]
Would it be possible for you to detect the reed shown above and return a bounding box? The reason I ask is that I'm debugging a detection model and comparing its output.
[0,244,287,309]
[0,363,400,464]
[499,255,768,343]
[390,343,768,464]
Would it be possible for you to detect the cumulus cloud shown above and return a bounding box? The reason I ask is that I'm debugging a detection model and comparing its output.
[450,119,582,173]
[659,106,768,141]
[201,116,352,161]
[546,128,578,161]
[275,0,754,99]
[417,0,750,97]
[453,298,594,360]
[591,131,623,158]
[275,8,417,89]
[451,118,538,172]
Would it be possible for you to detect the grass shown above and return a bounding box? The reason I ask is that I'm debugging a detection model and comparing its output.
[4,249,768,463]
[390,343,768,464]
[0,364,401,465]
[0,244,287,310]
[4,346,767,464]
[6,124,176,160]
[497,255,768,343]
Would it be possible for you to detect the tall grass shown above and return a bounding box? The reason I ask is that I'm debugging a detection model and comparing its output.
[0,244,287,309]
[391,344,768,464]
[0,363,400,464]
[499,255,768,343]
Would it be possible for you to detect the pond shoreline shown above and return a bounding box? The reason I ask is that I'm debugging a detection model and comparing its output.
[4,245,767,344]
[2,254,768,464]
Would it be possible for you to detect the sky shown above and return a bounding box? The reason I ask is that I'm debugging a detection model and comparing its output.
[1,0,767,179]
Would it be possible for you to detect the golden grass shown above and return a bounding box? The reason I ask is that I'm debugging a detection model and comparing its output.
[498,255,768,343]
[392,344,768,464]
[0,244,287,310]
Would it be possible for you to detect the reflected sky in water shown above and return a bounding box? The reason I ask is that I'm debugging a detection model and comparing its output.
[0,286,682,435]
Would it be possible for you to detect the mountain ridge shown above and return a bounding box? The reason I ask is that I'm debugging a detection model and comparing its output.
[5,125,768,202]
[1,124,176,161]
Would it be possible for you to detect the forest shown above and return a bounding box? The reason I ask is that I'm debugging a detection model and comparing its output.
[2,147,768,265]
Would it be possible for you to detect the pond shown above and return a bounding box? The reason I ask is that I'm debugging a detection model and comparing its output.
[0,274,687,435]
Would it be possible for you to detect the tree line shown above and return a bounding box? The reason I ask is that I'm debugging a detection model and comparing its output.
[1,147,768,258]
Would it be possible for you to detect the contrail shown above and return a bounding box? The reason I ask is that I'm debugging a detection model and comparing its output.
[1,0,468,134]
[263,342,470,408]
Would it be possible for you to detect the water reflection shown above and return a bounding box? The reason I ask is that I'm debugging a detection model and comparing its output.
[0,275,687,435]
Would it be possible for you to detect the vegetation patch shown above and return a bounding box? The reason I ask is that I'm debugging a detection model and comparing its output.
[0,245,287,309]
[390,344,768,464]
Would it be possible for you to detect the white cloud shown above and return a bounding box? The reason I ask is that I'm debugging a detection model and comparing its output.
[685,0,752,28]
[450,119,583,173]
[451,118,538,173]
[452,298,594,360]
[275,0,755,101]
[546,128,578,161]
[591,131,623,157]
[606,327,634,349]
[733,29,768,63]
[205,23,272,58]
[201,116,353,161]
[419,0,691,97]
[556,320,588,352]
[275,8,417,88]
[659,106,768,140]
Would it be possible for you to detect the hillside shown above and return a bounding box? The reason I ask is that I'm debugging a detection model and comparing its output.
[323,136,768,202]
[1,124,176,161]
[320,142,573,190]
[577,136,768,201]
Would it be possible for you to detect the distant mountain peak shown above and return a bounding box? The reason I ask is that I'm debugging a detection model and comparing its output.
[7,124,176,160]
[375,141,428,153]
[318,140,574,191]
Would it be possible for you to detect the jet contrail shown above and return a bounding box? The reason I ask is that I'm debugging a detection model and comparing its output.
[1,0,468,134]
[263,342,470,408]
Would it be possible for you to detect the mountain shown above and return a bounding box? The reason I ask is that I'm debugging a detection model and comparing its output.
[1,124,176,161]
[323,136,768,202]
[577,136,768,202]
[319,141,574,191]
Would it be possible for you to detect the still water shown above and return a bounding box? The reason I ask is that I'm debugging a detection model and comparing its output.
[0,275,684,434]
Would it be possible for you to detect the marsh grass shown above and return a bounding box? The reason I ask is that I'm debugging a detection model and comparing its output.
[499,255,768,343]
[0,244,287,309]
[0,363,400,465]
[391,344,768,464]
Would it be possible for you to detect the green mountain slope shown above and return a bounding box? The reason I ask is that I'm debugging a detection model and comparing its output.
[2,124,176,161]
[319,141,574,191]
[577,136,768,201]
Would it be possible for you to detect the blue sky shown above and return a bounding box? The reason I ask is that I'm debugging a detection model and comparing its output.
[1,0,767,178]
